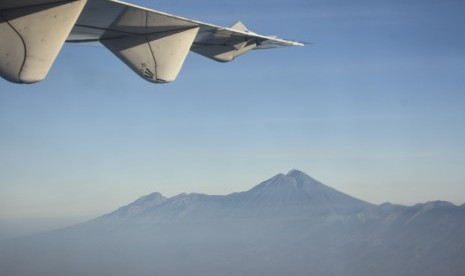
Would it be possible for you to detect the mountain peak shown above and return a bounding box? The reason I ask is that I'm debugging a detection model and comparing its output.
[245,170,370,209]
[415,200,456,212]
[250,169,327,192]
[98,192,167,221]
[134,192,166,205]
[286,169,308,177]
[286,169,322,186]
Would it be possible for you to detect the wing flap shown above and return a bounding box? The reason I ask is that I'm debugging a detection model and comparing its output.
[102,27,199,83]
[0,0,87,84]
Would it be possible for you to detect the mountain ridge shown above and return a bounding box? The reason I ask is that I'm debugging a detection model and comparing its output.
[93,169,462,227]
[1,169,464,276]
[96,169,373,223]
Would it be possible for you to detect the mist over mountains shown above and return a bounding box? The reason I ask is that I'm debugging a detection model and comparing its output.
[1,170,464,276]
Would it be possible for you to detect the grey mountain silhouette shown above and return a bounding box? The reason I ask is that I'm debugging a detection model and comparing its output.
[1,170,464,276]
[97,170,371,223]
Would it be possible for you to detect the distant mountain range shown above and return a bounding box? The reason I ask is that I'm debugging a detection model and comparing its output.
[1,170,464,276]
[97,170,370,223]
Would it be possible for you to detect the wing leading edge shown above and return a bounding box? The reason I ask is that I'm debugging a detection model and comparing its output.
[0,0,303,84]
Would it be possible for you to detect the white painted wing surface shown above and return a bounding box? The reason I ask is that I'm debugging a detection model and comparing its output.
[67,0,303,82]
[0,0,303,84]
[0,0,88,83]
[68,0,303,49]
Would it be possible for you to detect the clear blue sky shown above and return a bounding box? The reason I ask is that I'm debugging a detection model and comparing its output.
[1,0,465,233]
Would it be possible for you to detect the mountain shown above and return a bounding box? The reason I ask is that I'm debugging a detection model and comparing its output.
[1,170,464,276]
[96,169,371,223]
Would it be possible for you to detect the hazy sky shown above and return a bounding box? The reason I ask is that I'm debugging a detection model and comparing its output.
[1,0,465,232]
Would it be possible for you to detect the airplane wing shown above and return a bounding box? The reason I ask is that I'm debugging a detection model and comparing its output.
[0,0,303,84]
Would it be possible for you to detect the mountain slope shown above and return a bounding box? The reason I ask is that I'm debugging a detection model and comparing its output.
[228,169,370,209]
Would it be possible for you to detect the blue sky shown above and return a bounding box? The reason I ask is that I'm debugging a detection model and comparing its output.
[1,0,465,233]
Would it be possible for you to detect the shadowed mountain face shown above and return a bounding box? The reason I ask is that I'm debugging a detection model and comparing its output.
[1,170,464,276]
